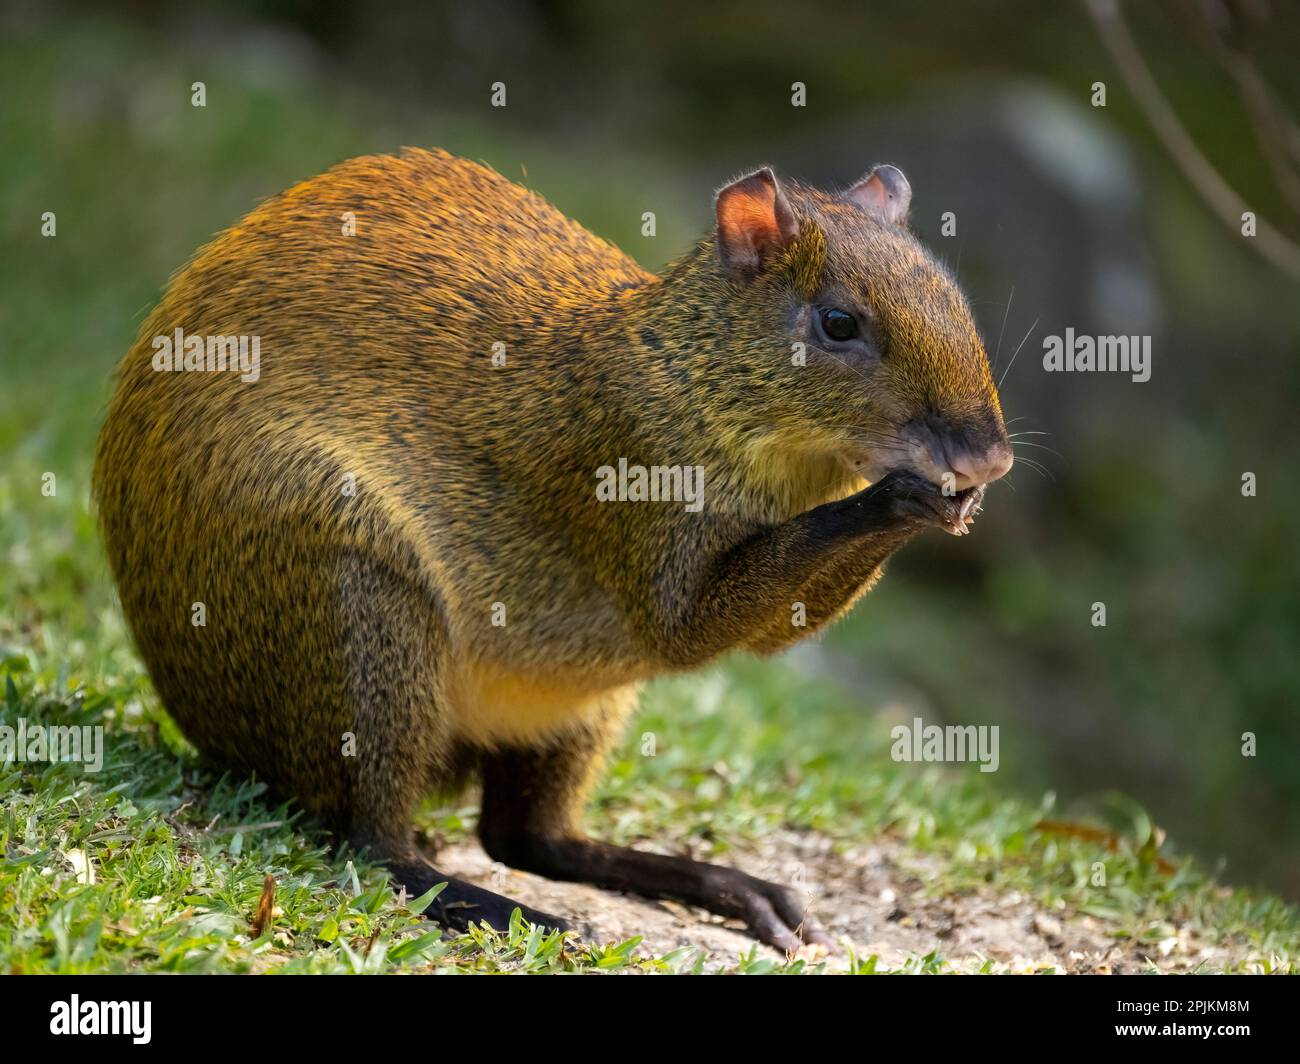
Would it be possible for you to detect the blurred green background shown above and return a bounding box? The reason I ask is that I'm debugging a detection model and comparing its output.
[4,0,1299,896]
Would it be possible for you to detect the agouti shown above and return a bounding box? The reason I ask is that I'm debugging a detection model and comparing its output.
[94,148,1011,951]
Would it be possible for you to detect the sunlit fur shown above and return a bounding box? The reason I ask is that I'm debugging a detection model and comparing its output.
[94,149,1005,844]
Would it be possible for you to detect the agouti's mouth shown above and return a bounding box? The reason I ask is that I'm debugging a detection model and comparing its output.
[949,484,986,536]
[840,444,990,535]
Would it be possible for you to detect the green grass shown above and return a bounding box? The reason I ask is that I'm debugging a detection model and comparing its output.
[4,13,1300,975]
[3,458,1299,973]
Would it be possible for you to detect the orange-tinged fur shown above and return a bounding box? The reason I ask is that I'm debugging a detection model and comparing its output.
[93,148,1005,864]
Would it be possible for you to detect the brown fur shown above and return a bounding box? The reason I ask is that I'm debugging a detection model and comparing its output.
[93,148,1006,944]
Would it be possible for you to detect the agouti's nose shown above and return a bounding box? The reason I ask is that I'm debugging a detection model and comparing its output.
[946,441,1013,490]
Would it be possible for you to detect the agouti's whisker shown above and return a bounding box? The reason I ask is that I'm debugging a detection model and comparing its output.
[992,285,1014,370]
[1010,440,1063,460]
[1011,455,1053,481]
[997,315,1040,391]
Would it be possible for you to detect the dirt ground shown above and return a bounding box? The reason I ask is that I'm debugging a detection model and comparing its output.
[438,830,1240,973]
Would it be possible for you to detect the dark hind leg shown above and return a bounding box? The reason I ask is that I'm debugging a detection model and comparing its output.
[349,827,570,935]
[335,549,569,935]
[476,705,832,952]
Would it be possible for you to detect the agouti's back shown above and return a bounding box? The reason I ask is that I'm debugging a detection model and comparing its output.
[103,147,648,438]
[94,150,655,813]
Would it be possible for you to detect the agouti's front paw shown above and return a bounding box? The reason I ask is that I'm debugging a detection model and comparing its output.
[869,470,984,536]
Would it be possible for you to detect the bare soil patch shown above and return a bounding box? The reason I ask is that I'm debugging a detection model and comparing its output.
[438,831,1235,972]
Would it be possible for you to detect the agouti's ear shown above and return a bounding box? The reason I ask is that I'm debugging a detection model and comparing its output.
[845,164,911,226]
[715,168,800,274]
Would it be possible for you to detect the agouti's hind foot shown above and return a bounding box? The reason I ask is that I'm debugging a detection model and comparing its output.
[387,856,571,937]
[481,834,831,954]
[690,862,835,954]
[433,885,572,937]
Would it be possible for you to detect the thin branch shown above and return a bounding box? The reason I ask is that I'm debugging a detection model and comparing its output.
[1171,0,1300,221]
[1084,0,1300,282]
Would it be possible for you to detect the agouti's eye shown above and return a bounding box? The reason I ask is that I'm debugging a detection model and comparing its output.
[819,307,859,342]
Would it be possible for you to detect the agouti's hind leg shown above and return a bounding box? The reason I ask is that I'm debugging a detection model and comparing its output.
[361,838,571,936]
[476,719,832,953]
[335,550,569,936]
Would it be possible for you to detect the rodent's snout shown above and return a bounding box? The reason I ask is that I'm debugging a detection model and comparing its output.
[900,420,1014,492]
[943,438,1013,491]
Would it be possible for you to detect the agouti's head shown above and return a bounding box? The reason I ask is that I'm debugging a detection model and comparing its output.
[703,165,1012,496]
